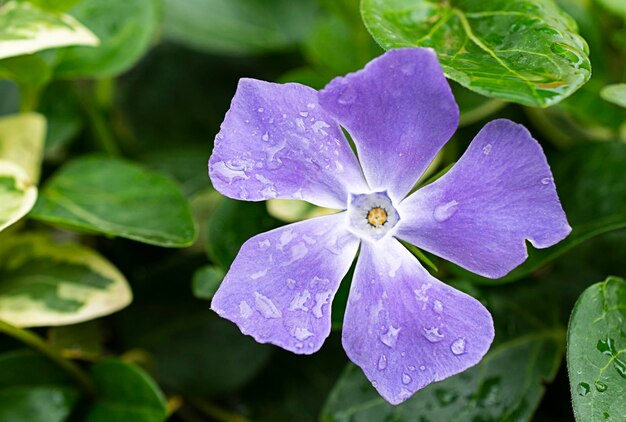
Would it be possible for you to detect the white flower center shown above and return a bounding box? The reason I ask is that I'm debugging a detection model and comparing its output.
[346,191,400,241]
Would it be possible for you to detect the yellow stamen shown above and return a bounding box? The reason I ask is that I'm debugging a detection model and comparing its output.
[367,207,388,227]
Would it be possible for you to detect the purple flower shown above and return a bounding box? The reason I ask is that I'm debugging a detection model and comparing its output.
[208,48,571,404]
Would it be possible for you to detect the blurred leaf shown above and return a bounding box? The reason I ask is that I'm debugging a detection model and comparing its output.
[0,80,19,115]
[596,0,626,19]
[601,83,626,108]
[162,0,318,56]
[451,83,506,127]
[0,232,132,327]
[0,55,52,89]
[567,276,626,422]
[0,112,45,182]
[54,0,158,78]
[87,359,167,422]
[266,199,336,223]
[191,265,224,300]
[304,13,381,76]
[30,155,197,247]
[361,0,591,107]
[461,141,626,284]
[49,320,104,360]
[0,162,37,232]
[205,198,280,268]
[119,308,273,396]
[0,350,80,422]
[15,1,82,12]
[0,1,98,60]
[38,82,83,157]
[322,279,565,421]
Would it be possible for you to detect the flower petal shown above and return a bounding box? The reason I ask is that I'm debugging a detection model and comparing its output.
[211,213,358,354]
[318,48,459,202]
[396,119,571,279]
[209,78,368,209]
[342,238,494,405]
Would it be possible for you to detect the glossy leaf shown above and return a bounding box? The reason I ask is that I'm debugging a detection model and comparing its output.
[87,359,167,422]
[192,265,225,300]
[0,350,80,422]
[568,276,626,421]
[30,156,197,247]
[460,141,626,284]
[322,280,566,420]
[600,84,626,109]
[162,0,318,56]
[0,233,132,327]
[361,0,591,107]
[54,0,158,78]
[0,1,98,60]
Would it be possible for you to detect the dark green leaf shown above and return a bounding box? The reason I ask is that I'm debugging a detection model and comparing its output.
[567,276,626,421]
[87,359,167,422]
[322,280,566,421]
[162,0,318,56]
[54,0,158,78]
[361,0,591,107]
[0,350,80,422]
[205,198,280,268]
[462,141,626,284]
[30,155,197,247]
[191,265,224,300]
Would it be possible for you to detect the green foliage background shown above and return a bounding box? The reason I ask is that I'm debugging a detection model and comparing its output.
[0,0,624,420]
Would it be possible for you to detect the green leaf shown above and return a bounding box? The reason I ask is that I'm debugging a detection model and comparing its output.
[567,276,626,422]
[54,0,158,78]
[460,141,626,284]
[0,112,45,182]
[119,308,273,395]
[0,350,80,422]
[87,359,167,422]
[0,1,98,60]
[596,0,626,20]
[0,161,37,232]
[361,0,591,107]
[0,232,132,327]
[162,0,318,56]
[191,265,225,300]
[30,155,197,247]
[266,199,336,223]
[600,83,626,109]
[205,198,280,268]
[322,280,566,421]
[49,320,104,360]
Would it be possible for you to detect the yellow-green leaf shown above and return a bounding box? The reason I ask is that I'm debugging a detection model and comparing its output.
[0,112,45,182]
[0,161,37,232]
[0,233,132,327]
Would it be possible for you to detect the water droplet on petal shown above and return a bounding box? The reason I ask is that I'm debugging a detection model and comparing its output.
[541,177,551,185]
[257,107,264,113]
[423,327,444,343]
[482,144,492,155]
[378,354,387,370]
[261,132,269,142]
[312,291,332,318]
[402,373,412,384]
[419,365,426,371]
[299,111,309,117]
[254,292,282,319]
[380,325,401,348]
[451,338,466,355]
[433,300,443,314]
[434,200,459,222]
[239,301,253,318]
[292,327,314,341]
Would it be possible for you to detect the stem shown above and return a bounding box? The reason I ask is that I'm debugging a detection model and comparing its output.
[0,320,97,397]
[19,85,41,113]
[78,82,121,155]
[188,398,252,422]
